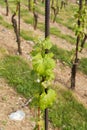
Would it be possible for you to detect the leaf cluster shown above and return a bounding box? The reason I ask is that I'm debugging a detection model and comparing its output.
[31,38,55,81]
[31,38,56,110]
[39,89,56,110]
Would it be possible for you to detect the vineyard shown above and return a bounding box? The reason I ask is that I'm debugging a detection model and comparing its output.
[0,0,87,130]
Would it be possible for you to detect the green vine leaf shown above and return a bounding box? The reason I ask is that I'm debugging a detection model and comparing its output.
[42,38,52,50]
[32,50,55,77]
[39,89,56,110]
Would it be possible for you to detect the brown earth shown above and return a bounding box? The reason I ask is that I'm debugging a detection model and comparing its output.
[0,78,35,130]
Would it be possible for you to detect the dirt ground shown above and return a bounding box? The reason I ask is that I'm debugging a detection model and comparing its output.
[0,78,35,130]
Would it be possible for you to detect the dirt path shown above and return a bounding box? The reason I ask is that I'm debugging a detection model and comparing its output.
[0,78,35,130]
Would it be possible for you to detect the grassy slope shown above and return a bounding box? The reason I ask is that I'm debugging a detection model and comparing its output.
[49,86,87,129]
[0,50,87,130]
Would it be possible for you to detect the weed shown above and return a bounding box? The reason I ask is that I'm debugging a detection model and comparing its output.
[78,58,87,75]
[20,30,38,42]
[0,55,39,98]
[51,45,73,66]
[49,87,87,129]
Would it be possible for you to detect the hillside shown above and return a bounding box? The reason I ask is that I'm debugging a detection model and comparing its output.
[0,0,87,130]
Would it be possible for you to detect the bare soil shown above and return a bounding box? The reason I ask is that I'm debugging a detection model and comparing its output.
[0,78,35,130]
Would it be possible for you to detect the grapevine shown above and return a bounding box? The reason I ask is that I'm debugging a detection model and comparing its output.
[71,0,87,89]
[11,0,22,54]
[31,38,56,129]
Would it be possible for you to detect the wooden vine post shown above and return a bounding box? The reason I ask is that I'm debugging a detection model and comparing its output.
[45,0,50,129]
[5,0,9,16]
[71,0,82,89]
[18,1,22,54]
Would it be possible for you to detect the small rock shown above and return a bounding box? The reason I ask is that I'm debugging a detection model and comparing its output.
[9,110,25,121]
[1,29,6,33]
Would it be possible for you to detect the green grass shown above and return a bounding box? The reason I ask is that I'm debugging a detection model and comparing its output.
[49,86,87,129]
[51,45,87,75]
[22,0,45,15]
[20,8,30,17]
[35,5,45,15]
[0,16,12,29]
[20,29,38,42]
[50,27,76,45]
[51,45,73,66]
[60,34,76,45]
[38,23,76,45]
[56,14,75,31]
[50,27,61,36]
[0,55,39,98]
[78,58,87,75]
[55,3,77,31]
[38,24,76,45]
[0,47,7,55]
[0,21,12,29]
[38,22,45,31]
[0,55,87,129]
[23,16,33,25]
[0,16,3,20]
[83,42,87,49]
[0,1,5,6]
